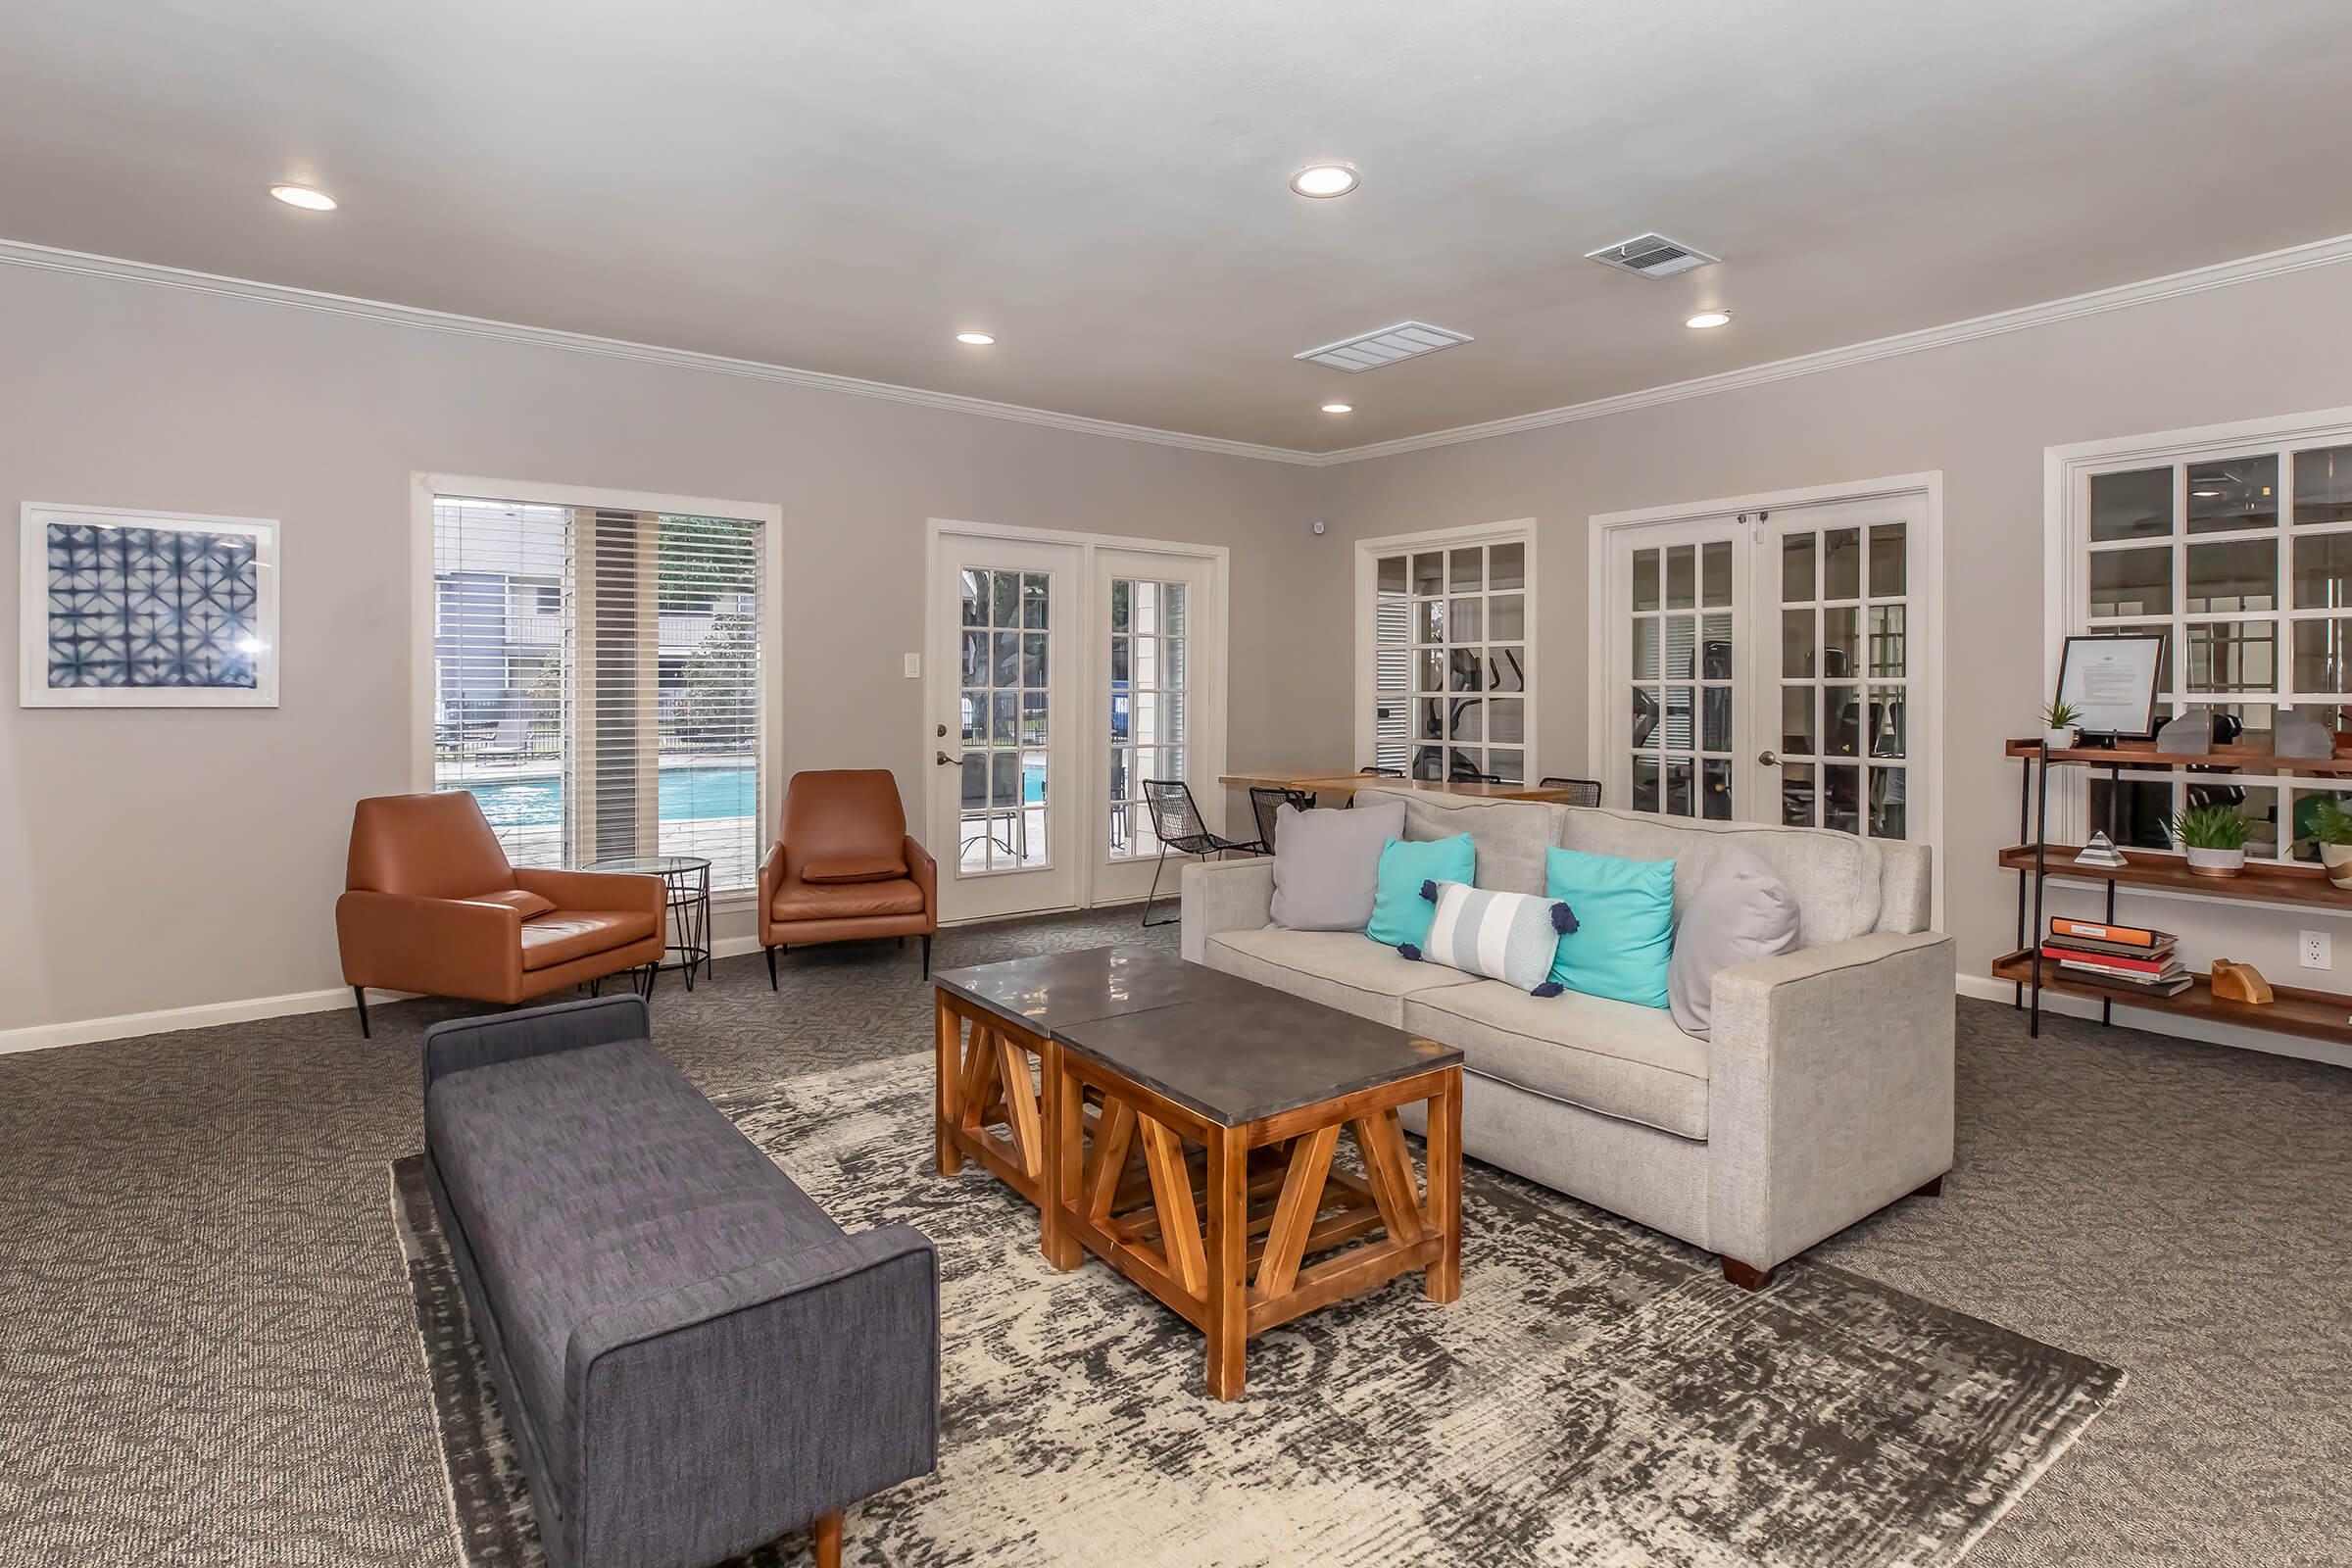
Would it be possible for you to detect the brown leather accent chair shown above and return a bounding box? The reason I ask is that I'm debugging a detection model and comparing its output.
[336,792,666,1036]
[759,770,938,986]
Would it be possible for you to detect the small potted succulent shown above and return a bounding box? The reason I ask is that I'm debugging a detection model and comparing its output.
[2172,802,2250,878]
[2309,797,2352,888]
[2041,699,2082,752]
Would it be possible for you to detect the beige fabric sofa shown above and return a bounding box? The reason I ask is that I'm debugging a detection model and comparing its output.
[1180,787,1955,1286]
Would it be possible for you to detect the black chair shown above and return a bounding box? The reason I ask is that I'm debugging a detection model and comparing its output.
[1248,786,1314,856]
[1346,764,1404,808]
[1448,760,1503,784]
[1542,776,1602,808]
[1139,779,1258,927]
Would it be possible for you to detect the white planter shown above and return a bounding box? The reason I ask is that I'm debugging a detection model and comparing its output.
[2042,727,2079,751]
[2322,842,2352,889]
[2183,845,2247,878]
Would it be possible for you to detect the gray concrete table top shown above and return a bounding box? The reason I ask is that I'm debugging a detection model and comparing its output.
[931,944,1257,1035]
[1053,991,1462,1129]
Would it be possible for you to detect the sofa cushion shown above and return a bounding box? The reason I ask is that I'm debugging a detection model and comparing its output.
[1204,926,1480,1026]
[1357,786,1552,895]
[1669,849,1801,1039]
[1554,808,1883,944]
[518,908,661,970]
[800,854,906,885]
[1404,981,1710,1141]
[425,1040,847,1497]
[1545,846,1676,1008]
[1270,799,1404,931]
[1368,833,1475,950]
[1413,880,1575,994]
[769,875,926,922]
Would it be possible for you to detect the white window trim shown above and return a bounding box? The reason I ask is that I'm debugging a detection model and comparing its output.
[408,472,786,909]
[1352,518,1540,783]
[921,517,1231,914]
[1587,473,1946,930]
[2044,403,2352,857]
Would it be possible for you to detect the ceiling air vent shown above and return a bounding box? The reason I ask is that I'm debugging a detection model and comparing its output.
[1584,233,1720,278]
[1295,319,1473,372]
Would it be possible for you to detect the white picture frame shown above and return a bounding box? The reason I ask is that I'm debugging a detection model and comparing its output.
[20,502,280,709]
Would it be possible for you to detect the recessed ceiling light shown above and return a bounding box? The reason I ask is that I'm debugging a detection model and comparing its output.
[1290,164,1359,199]
[1685,311,1733,329]
[1321,403,1353,415]
[956,331,996,346]
[269,184,337,212]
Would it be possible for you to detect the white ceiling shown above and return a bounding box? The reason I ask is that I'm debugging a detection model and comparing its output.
[6,0,2351,454]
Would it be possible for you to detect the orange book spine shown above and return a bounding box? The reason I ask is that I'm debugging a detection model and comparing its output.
[2047,917,2163,948]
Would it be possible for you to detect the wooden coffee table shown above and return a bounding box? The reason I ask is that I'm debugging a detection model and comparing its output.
[930,946,1254,1242]
[1048,990,1463,1401]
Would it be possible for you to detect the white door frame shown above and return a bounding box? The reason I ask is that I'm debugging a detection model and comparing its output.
[1352,517,1541,779]
[923,517,1230,918]
[1587,472,1946,928]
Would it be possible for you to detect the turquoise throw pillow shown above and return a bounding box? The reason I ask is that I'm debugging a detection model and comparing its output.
[1368,834,1475,950]
[1545,845,1675,1008]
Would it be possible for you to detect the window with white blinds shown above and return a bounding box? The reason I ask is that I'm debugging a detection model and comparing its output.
[432,495,765,890]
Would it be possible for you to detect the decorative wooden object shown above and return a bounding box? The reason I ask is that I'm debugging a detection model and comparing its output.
[1049,1051,1462,1402]
[2209,958,2274,1004]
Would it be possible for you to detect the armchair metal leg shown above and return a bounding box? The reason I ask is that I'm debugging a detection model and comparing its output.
[1141,844,1180,927]
[765,945,781,991]
[352,986,370,1039]
[921,932,932,979]
[640,960,660,1004]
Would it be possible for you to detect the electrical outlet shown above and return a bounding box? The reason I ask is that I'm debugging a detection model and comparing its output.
[2300,929,2331,970]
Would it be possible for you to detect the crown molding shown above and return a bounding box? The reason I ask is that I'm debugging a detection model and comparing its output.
[1305,230,2352,466]
[8,229,2352,470]
[0,237,1320,466]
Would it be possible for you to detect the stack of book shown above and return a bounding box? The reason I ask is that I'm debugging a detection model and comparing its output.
[2041,917,2191,997]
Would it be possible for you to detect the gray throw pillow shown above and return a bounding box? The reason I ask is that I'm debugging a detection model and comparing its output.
[1668,848,1801,1039]
[1270,800,1407,931]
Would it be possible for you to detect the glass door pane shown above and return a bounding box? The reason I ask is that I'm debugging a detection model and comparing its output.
[1108,576,1189,858]
[959,566,1050,873]
[1624,531,1738,816]
[1768,508,1915,838]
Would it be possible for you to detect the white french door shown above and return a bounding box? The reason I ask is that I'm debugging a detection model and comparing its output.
[1094,547,1222,906]
[927,525,1228,921]
[929,532,1082,921]
[1597,484,1936,854]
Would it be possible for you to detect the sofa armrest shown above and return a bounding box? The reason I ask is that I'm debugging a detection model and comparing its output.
[1706,931,1956,1273]
[336,890,522,1000]
[420,994,653,1093]
[1178,856,1275,962]
[566,1225,940,1565]
[514,866,664,917]
[903,834,938,927]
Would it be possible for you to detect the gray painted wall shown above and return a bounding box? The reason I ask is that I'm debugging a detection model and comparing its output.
[1315,259,2352,1066]
[0,264,1337,1035]
[7,254,2350,1060]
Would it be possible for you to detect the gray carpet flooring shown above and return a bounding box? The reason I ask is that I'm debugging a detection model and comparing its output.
[1,910,2345,1566]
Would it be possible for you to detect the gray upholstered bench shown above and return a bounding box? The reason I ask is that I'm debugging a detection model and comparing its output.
[421,996,939,1568]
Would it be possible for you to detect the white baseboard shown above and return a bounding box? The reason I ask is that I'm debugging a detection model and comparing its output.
[0,935,777,1058]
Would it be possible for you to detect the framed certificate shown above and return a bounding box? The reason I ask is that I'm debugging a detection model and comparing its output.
[2054,633,2164,740]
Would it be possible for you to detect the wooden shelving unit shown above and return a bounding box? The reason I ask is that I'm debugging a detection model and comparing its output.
[1990,950,2352,1047]
[2003,736,2352,1041]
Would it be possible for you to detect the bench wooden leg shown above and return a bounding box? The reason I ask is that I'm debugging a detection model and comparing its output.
[812,1509,843,1568]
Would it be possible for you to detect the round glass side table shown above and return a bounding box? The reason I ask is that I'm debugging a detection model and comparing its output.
[583,855,712,989]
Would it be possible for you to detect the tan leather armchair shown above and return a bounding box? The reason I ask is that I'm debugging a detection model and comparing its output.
[759,770,938,986]
[336,792,666,1036]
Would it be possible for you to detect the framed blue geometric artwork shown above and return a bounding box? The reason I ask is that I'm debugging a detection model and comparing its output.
[20,503,279,708]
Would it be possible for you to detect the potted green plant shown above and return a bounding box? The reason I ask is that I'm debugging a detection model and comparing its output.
[2308,797,2352,888]
[2041,699,2082,751]
[2172,802,2251,878]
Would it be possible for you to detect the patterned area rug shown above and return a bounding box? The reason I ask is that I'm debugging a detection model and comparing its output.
[392,1053,2124,1568]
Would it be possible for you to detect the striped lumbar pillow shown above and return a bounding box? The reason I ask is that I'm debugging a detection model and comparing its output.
[1397,878,1578,995]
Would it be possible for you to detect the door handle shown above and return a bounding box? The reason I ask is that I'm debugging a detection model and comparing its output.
[1757,750,1780,767]
[935,750,956,766]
